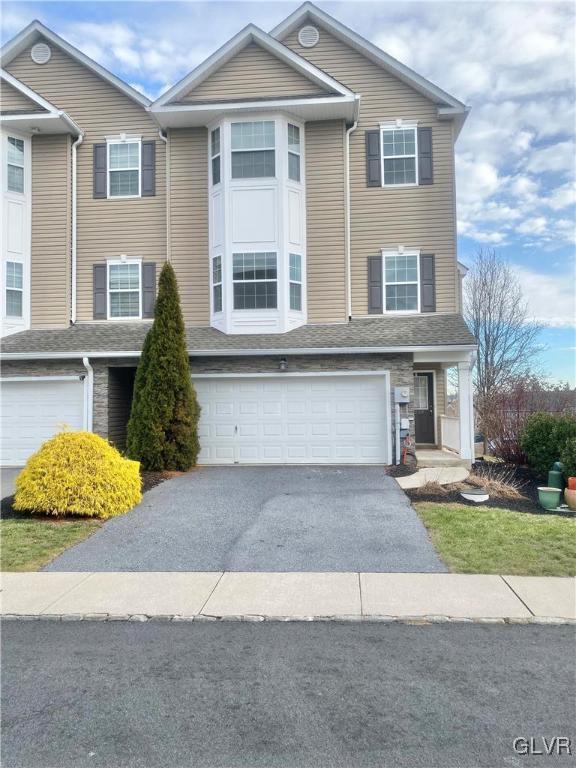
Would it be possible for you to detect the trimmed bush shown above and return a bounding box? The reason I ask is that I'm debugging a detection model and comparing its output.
[14,432,141,518]
[520,412,576,477]
[126,262,201,471]
[560,437,576,479]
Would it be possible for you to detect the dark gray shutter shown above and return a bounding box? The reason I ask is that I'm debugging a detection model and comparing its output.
[141,141,156,197]
[420,253,436,312]
[365,130,381,187]
[418,127,433,185]
[93,144,107,198]
[93,264,107,319]
[367,255,383,314]
[142,262,156,318]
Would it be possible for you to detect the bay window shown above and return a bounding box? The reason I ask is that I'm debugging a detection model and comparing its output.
[212,255,223,312]
[7,136,24,194]
[289,253,302,311]
[108,260,141,319]
[233,252,277,309]
[5,261,23,317]
[231,121,275,179]
[288,124,301,182]
[384,252,419,312]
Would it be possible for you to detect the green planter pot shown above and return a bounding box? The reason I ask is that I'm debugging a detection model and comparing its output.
[538,487,562,511]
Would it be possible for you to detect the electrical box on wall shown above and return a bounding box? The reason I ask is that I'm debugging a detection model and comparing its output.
[394,386,410,403]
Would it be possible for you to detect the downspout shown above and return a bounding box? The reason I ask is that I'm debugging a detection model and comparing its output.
[82,356,93,432]
[158,129,170,262]
[70,133,84,324]
[344,110,359,320]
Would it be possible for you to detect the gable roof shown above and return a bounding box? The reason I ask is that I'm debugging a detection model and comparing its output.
[0,68,82,134]
[0,20,150,109]
[153,23,355,108]
[272,2,469,133]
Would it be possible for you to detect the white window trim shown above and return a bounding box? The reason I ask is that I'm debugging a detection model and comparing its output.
[232,252,278,311]
[4,260,24,318]
[382,249,421,315]
[106,258,142,321]
[289,253,303,312]
[6,136,25,195]
[106,135,142,199]
[210,127,221,187]
[380,122,418,188]
[212,255,223,314]
[230,120,276,181]
[287,123,301,184]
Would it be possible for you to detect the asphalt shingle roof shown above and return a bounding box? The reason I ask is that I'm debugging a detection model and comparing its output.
[0,314,475,357]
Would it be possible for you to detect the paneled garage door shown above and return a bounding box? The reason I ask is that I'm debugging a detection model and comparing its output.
[0,378,85,466]
[194,373,390,465]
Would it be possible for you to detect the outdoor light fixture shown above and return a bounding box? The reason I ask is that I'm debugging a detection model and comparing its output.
[279,358,288,372]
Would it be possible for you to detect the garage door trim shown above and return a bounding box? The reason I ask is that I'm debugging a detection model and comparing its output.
[193,369,392,465]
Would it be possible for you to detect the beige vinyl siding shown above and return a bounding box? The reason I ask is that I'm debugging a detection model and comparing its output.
[6,39,166,324]
[282,25,458,316]
[169,128,209,323]
[178,42,329,103]
[30,134,71,327]
[0,80,42,112]
[305,120,347,323]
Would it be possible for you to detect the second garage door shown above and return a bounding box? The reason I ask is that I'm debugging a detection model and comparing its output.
[195,373,390,465]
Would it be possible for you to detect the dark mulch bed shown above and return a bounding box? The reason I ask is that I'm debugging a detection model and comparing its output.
[384,463,418,478]
[141,471,168,493]
[407,460,574,518]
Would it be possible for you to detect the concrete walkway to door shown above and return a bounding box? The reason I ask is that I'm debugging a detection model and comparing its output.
[45,466,446,573]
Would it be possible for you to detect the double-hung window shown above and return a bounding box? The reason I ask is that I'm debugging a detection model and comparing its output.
[231,121,275,179]
[108,260,141,319]
[5,261,23,317]
[289,254,302,311]
[384,252,419,312]
[211,128,221,185]
[381,126,417,186]
[288,124,301,182]
[7,137,24,194]
[108,139,141,198]
[233,252,277,309]
[212,255,223,312]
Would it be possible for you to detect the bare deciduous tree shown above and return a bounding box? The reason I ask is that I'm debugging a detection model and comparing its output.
[464,248,543,426]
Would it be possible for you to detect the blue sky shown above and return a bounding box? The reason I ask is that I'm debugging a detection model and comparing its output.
[2,1,575,383]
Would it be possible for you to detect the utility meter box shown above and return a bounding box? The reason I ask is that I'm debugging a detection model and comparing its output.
[394,386,410,403]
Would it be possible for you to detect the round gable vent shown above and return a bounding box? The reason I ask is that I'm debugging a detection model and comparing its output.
[298,25,320,48]
[31,42,51,65]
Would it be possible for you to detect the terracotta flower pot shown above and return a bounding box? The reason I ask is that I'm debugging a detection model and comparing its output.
[537,487,562,511]
[567,477,576,491]
[564,488,576,511]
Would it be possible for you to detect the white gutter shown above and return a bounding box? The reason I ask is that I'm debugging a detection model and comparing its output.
[344,115,359,319]
[158,129,170,262]
[0,344,478,362]
[82,356,93,431]
[70,132,84,324]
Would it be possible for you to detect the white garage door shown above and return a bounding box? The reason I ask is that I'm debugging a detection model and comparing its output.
[195,374,390,465]
[1,378,85,466]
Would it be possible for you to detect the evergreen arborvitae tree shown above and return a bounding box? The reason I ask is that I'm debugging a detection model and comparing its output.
[126,262,200,471]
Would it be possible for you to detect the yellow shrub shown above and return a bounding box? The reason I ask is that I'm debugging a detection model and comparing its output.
[14,432,142,519]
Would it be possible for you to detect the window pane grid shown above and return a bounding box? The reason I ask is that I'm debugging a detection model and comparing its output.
[231,150,274,179]
[109,143,140,170]
[384,254,418,312]
[108,263,140,318]
[6,289,22,317]
[212,256,222,312]
[233,252,277,310]
[233,253,277,281]
[108,141,140,197]
[6,261,23,290]
[233,282,277,310]
[289,282,302,311]
[382,128,417,185]
[231,121,275,150]
[7,137,24,166]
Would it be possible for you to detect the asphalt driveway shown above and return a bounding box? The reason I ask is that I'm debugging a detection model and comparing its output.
[45,466,446,573]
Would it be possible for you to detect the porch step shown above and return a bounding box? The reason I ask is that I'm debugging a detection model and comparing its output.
[416,448,470,469]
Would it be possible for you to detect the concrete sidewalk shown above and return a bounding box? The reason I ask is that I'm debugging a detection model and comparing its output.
[1,572,574,623]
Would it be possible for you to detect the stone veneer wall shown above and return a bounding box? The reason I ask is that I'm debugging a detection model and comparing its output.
[3,353,415,448]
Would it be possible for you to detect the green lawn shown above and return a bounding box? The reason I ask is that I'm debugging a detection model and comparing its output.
[1,518,101,572]
[415,502,576,576]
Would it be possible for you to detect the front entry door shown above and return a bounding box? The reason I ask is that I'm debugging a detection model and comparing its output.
[414,372,435,444]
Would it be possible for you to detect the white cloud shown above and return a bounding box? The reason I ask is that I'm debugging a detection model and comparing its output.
[525,141,576,175]
[516,267,576,328]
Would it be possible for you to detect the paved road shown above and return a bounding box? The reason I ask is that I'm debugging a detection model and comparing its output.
[45,466,445,572]
[3,621,574,768]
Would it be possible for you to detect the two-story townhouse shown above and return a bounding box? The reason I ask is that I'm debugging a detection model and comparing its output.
[0,2,476,468]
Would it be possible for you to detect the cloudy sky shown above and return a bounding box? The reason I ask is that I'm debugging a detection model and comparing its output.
[2,0,575,383]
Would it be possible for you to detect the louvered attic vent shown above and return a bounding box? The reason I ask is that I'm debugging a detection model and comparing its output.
[298,25,320,48]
